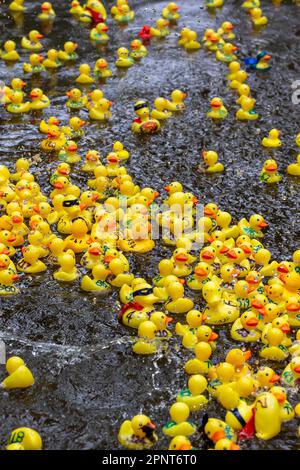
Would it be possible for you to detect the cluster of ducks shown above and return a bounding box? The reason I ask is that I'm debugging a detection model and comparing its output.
[131,90,187,134]
[259,131,300,180]
[3,79,50,113]
[242,0,268,28]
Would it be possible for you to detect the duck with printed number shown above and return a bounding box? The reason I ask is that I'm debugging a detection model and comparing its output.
[21,30,44,51]
[216,43,237,62]
[203,280,240,325]
[115,47,134,68]
[42,49,61,69]
[236,96,259,121]
[149,18,170,38]
[0,268,19,296]
[184,342,213,376]
[118,281,160,329]
[162,2,180,23]
[132,101,160,134]
[207,97,228,120]
[17,245,46,273]
[0,41,20,61]
[59,141,81,164]
[29,88,50,111]
[90,23,109,44]
[238,214,268,238]
[58,41,78,61]
[66,88,87,110]
[23,53,45,74]
[259,159,282,184]
[53,251,79,282]
[94,58,113,78]
[81,263,111,292]
[177,375,208,411]
[64,218,92,254]
[89,98,112,121]
[245,51,271,71]
[6,91,30,114]
[259,327,289,361]
[163,403,196,437]
[118,415,157,450]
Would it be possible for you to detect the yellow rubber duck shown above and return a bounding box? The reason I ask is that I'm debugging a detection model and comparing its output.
[29,88,50,110]
[207,97,228,119]
[207,363,235,397]
[9,0,26,12]
[6,91,30,114]
[256,366,280,390]
[4,77,26,103]
[152,259,175,286]
[281,357,300,387]
[90,22,109,44]
[17,245,46,273]
[38,2,56,21]
[113,3,134,23]
[259,327,288,361]
[287,153,300,176]
[225,348,252,379]
[108,258,134,287]
[236,83,251,105]
[184,342,213,376]
[0,230,18,255]
[0,40,20,61]
[168,435,193,450]
[259,159,282,184]
[94,58,113,78]
[214,439,240,450]
[219,386,254,432]
[231,310,261,342]
[187,263,212,293]
[0,267,19,295]
[66,88,87,110]
[59,141,81,164]
[163,403,196,437]
[39,116,60,134]
[1,356,34,389]
[238,213,268,238]
[41,125,67,152]
[285,296,300,327]
[201,150,224,173]
[254,392,281,440]
[242,0,260,8]
[203,281,239,324]
[6,427,42,451]
[64,218,91,254]
[270,386,294,422]
[230,70,248,90]
[250,7,268,26]
[132,320,159,355]
[130,39,147,60]
[162,2,180,23]
[175,309,206,337]
[166,89,187,111]
[63,117,86,139]
[118,415,157,450]
[81,150,102,172]
[218,21,235,40]
[227,61,241,80]
[80,242,102,269]
[236,96,259,120]
[53,251,79,282]
[27,229,49,257]
[81,263,111,292]
[177,375,208,411]
[76,63,94,84]
[112,141,129,161]
[261,129,282,148]
[21,30,44,51]
[216,43,237,62]
[58,41,78,61]
[47,236,65,263]
[70,0,84,16]
[150,18,170,38]
[42,48,61,69]
[165,281,194,314]
[115,47,134,68]
[171,248,195,277]
[183,30,201,51]
[118,281,160,328]
[10,212,29,245]
[204,418,237,445]
[79,0,107,23]
[89,98,112,120]
[132,100,160,134]
[23,53,45,74]
[150,97,172,120]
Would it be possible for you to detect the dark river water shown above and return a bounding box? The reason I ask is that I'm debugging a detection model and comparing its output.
[0,0,299,450]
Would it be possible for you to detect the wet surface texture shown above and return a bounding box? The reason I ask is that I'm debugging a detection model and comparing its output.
[0,0,300,450]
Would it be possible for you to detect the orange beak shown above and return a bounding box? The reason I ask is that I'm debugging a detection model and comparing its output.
[175,253,188,262]
[240,244,251,254]
[220,245,230,254]
[294,366,300,374]
[165,316,173,324]
[30,91,39,98]
[264,55,271,60]
[33,205,40,213]
[280,323,290,333]
[286,303,300,312]
[266,163,277,172]
[80,120,86,127]
[104,254,114,264]
[243,350,251,361]
[204,208,215,217]
[66,91,73,97]
[258,221,268,229]
[7,234,17,243]
[89,247,101,256]
[68,144,78,152]
[80,203,87,211]
[37,34,44,39]
[209,331,218,341]
[277,264,289,273]
[211,430,225,442]
[92,193,98,201]
[0,261,7,268]
[54,182,64,189]
[270,373,280,383]
[202,250,214,260]
[179,444,192,450]
[11,274,19,281]
[246,317,258,327]
[59,169,69,175]
[195,267,207,277]
[164,185,170,192]
[38,55,44,62]
[227,249,237,259]
[12,215,22,224]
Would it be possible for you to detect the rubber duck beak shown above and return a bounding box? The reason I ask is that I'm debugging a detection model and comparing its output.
[30,91,39,98]
[294,366,300,374]
[37,34,44,39]
[270,373,280,383]
[204,208,215,217]
[243,350,251,361]
[227,249,237,259]
[80,120,86,127]
[33,205,40,213]
[258,220,268,228]
[89,247,101,256]
[211,99,222,108]
[220,245,230,254]
[7,234,17,242]
[280,323,290,333]
[1,248,10,255]
[211,430,225,442]
[209,331,218,341]
[11,274,19,281]
[80,203,87,211]
[164,185,171,192]
[246,317,258,327]
[21,81,26,88]
[54,182,63,189]
[102,25,108,31]
[175,253,188,262]
[12,215,22,223]
[202,251,214,260]
[240,244,251,254]
[154,191,159,198]
[172,5,179,11]
[230,443,240,450]
[104,255,114,264]
[286,303,300,312]
[192,196,199,204]
[165,316,173,324]
[38,55,44,62]
[195,267,207,277]
[92,193,98,201]
[68,144,77,152]
[179,444,193,450]
[264,55,271,60]
[0,261,7,268]
[277,264,289,273]
[232,46,238,51]
[66,91,72,97]
[266,163,277,172]
[178,278,185,284]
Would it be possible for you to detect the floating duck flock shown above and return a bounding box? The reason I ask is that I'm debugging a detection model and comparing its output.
[0,0,299,451]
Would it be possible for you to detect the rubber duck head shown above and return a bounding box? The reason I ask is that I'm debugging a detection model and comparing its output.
[48,237,65,256]
[226,348,251,368]
[266,327,284,346]
[95,58,108,70]
[96,22,108,33]
[130,415,156,438]
[97,98,112,112]
[216,210,233,228]
[188,374,207,395]
[41,2,53,12]
[29,53,44,65]
[29,30,44,42]
[0,254,11,270]
[194,262,211,279]
[21,245,41,263]
[218,385,239,409]
[256,367,280,387]
[10,211,24,225]
[168,2,179,12]
[66,88,82,100]
[132,282,159,306]
[9,91,24,105]
[11,78,26,91]
[250,7,263,19]
[134,100,150,118]
[264,303,282,323]
[202,150,218,166]
[204,202,218,219]
[62,195,80,216]
[238,83,250,98]
[80,191,98,210]
[169,402,189,424]
[186,309,206,328]
[52,176,69,191]
[285,296,300,315]
[262,159,278,174]
[56,162,70,177]
[270,386,287,405]
[169,436,192,451]
[130,39,143,51]
[222,21,234,33]
[240,311,259,330]
[220,263,239,282]
[157,18,169,29]
[194,341,212,361]
[216,363,235,383]
[4,40,17,53]
[228,60,240,73]
[89,89,104,103]
[202,280,221,304]
[196,325,218,343]
[164,181,183,194]
[215,439,240,451]
[200,246,217,263]
[264,282,283,302]
[249,213,268,231]
[210,97,224,110]
[235,376,257,398]
[240,95,255,111]
[223,42,237,54]
[137,320,157,340]
[70,116,86,131]
[71,218,89,237]
[171,89,187,102]
[205,418,228,443]
[47,48,59,60]
[290,357,300,378]
[0,230,17,248]
[117,47,130,59]
[86,149,101,164]
[157,259,174,277]
[79,63,91,74]
[64,41,77,53]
